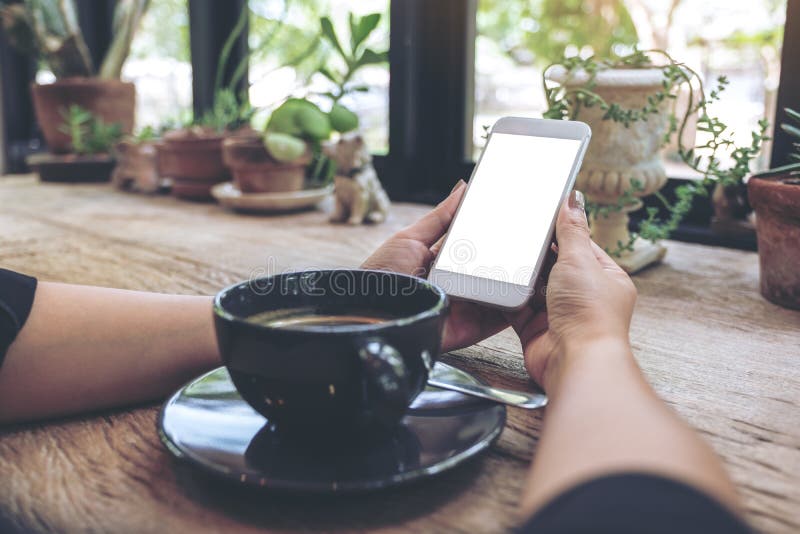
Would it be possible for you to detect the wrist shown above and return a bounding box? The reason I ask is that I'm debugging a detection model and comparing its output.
[543,334,633,393]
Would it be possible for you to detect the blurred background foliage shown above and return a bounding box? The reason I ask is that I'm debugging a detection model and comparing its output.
[477,0,639,67]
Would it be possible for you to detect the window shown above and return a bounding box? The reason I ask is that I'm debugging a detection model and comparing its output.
[248,0,390,153]
[473,0,786,173]
[2,0,797,254]
[123,0,192,128]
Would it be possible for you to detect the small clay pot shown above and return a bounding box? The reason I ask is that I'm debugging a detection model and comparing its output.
[748,173,800,309]
[158,130,229,200]
[222,135,311,193]
[710,181,756,241]
[112,140,162,193]
[713,182,752,221]
[31,78,136,154]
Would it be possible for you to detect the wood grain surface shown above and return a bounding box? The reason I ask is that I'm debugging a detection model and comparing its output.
[0,175,798,533]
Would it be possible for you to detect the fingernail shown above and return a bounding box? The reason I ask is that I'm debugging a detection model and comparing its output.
[450,179,466,194]
[569,190,585,211]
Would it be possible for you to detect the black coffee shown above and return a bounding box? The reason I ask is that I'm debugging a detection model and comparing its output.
[247,309,390,328]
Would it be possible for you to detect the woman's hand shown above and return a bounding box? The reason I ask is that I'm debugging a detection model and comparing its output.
[362,180,508,352]
[508,191,637,391]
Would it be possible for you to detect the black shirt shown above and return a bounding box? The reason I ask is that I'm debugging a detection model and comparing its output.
[0,270,753,533]
[0,268,37,365]
[520,473,752,533]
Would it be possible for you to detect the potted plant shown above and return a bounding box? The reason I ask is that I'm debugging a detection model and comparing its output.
[223,12,386,196]
[545,50,769,273]
[157,7,276,200]
[111,125,168,193]
[0,0,148,153]
[747,108,800,310]
[27,104,123,181]
[222,115,314,194]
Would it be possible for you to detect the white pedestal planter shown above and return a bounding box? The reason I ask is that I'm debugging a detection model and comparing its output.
[547,67,670,273]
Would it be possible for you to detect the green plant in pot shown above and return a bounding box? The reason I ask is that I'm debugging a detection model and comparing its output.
[162,5,318,200]
[0,0,148,153]
[747,108,800,310]
[223,11,386,195]
[158,89,255,200]
[112,125,170,193]
[28,104,123,182]
[544,50,769,273]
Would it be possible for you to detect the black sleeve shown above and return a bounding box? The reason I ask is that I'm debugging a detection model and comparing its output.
[519,473,753,534]
[0,269,38,366]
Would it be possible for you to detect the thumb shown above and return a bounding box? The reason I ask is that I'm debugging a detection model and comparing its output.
[555,190,592,260]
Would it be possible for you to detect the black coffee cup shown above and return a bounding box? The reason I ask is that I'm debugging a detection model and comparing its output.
[213,269,449,433]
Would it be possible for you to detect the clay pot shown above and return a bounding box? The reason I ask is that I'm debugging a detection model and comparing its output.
[710,182,756,240]
[713,182,752,220]
[157,130,229,200]
[747,174,800,309]
[222,135,311,193]
[31,78,136,154]
[111,141,162,193]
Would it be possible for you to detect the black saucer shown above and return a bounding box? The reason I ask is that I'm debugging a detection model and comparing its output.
[158,363,506,493]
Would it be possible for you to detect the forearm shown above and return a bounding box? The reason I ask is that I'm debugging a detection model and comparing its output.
[0,282,220,424]
[520,337,740,518]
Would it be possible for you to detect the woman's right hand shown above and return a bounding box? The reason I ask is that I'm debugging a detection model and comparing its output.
[508,190,637,392]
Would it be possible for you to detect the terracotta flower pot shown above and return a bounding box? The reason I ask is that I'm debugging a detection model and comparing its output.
[157,130,229,200]
[747,174,800,309]
[111,141,162,193]
[222,135,311,193]
[31,78,136,154]
[710,182,756,241]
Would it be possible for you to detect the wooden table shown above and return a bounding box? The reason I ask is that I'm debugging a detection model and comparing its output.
[0,175,798,533]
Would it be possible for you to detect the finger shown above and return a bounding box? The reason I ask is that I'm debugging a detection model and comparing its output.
[521,329,556,387]
[441,301,508,353]
[397,180,466,247]
[590,240,625,273]
[503,301,537,334]
[555,190,592,261]
[511,310,549,347]
[429,234,446,258]
[530,246,557,309]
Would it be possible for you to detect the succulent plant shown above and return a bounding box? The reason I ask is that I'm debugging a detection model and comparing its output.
[261,11,387,173]
[267,98,332,141]
[753,108,800,178]
[58,104,123,154]
[0,0,149,79]
[263,132,307,163]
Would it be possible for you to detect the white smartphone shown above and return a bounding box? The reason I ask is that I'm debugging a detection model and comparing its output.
[429,117,591,311]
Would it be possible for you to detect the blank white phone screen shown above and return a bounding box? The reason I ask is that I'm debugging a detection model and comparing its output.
[436,133,582,285]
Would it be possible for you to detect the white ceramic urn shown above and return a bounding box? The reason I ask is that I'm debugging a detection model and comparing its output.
[547,66,670,273]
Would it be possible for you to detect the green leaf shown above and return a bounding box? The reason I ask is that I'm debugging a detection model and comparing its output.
[752,161,800,178]
[320,16,346,60]
[318,66,340,85]
[784,107,800,125]
[348,12,358,52]
[356,48,388,68]
[780,123,800,140]
[264,132,307,163]
[329,103,359,132]
[351,13,381,51]
[295,104,332,140]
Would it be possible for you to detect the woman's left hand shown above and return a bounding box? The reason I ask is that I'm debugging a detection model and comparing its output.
[361,180,508,352]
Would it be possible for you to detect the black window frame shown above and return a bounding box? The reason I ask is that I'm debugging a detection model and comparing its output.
[2,0,798,251]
